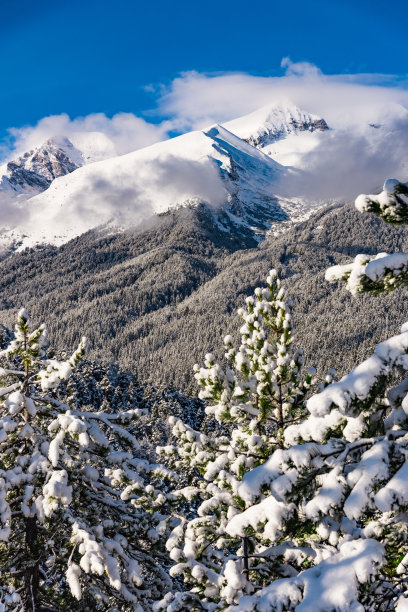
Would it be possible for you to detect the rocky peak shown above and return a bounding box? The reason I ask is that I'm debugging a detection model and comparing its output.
[224,103,329,149]
[1,138,82,194]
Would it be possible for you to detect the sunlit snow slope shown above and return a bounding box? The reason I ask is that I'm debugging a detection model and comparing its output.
[16,125,295,247]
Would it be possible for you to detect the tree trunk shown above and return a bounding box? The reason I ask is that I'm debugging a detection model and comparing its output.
[243,536,249,581]
[24,516,39,611]
[277,380,284,448]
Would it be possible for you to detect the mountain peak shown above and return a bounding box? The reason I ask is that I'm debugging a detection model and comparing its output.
[1,138,81,194]
[223,102,329,148]
[0,130,119,196]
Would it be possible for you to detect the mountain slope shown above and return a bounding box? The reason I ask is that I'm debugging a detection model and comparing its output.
[0,103,334,251]
[14,124,294,247]
[0,203,407,391]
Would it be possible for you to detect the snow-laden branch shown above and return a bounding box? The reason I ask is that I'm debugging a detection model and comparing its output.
[226,539,384,612]
[356,178,408,225]
[326,179,408,294]
[285,323,408,443]
[326,252,408,295]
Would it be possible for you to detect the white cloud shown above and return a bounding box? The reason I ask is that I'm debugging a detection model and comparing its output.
[0,112,171,163]
[155,62,408,200]
[157,62,408,132]
[45,153,227,232]
[276,112,408,201]
[15,145,228,246]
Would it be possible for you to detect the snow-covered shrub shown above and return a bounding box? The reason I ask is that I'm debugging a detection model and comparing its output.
[0,309,173,610]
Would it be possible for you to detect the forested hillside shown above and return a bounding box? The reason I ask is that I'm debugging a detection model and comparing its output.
[0,202,407,390]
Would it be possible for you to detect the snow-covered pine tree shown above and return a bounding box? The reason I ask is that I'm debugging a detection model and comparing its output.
[219,181,408,611]
[0,309,173,611]
[326,179,408,294]
[225,325,408,611]
[155,270,326,610]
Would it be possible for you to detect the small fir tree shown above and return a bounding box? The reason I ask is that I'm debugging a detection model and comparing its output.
[157,259,408,611]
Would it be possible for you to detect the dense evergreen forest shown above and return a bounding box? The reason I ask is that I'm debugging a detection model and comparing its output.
[0,202,406,391]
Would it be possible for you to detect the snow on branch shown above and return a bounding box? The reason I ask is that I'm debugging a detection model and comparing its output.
[227,539,384,612]
[285,324,408,444]
[326,252,408,295]
[356,179,408,225]
[325,178,408,295]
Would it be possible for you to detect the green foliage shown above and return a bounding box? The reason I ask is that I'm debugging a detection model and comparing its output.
[360,180,408,225]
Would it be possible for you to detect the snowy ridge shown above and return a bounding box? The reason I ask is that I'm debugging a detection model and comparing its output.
[1,99,408,252]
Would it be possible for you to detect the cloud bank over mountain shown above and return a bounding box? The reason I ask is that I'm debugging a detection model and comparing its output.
[25,152,228,242]
[157,60,408,131]
[276,109,408,200]
[1,60,408,235]
[157,61,408,201]
[0,113,171,163]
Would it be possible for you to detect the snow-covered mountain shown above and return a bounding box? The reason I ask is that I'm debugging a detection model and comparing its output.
[0,132,118,195]
[0,102,354,251]
[224,103,329,167]
[0,138,82,194]
[7,123,305,248]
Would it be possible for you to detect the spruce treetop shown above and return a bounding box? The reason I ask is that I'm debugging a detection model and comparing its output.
[156,270,324,610]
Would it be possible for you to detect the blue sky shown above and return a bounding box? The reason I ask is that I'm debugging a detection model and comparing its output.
[1,0,408,142]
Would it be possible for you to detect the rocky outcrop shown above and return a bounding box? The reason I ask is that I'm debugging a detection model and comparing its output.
[224,104,330,150]
[244,112,329,148]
